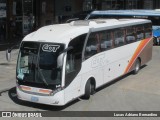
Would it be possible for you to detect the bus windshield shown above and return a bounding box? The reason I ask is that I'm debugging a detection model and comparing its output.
[17,42,64,88]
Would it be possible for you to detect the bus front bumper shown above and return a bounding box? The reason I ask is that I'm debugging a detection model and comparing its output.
[16,87,65,106]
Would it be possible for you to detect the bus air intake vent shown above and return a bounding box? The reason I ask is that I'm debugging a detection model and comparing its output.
[71,20,90,26]
[95,20,106,24]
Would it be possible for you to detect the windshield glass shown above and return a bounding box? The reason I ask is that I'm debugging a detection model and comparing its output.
[17,42,64,88]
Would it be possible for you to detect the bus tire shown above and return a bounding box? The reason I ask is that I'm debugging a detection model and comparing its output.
[83,80,91,99]
[133,59,141,75]
[153,37,157,45]
[90,83,95,95]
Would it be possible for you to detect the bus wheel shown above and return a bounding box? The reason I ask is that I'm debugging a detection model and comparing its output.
[90,83,95,95]
[83,80,91,99]
[133,59,141,75]
[153,37,157,45]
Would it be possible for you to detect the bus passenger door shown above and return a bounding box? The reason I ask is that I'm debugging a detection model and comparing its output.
[64,47,82,103]
[64,34,86,103]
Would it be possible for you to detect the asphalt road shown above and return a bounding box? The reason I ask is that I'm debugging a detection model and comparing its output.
[0,46,160,119]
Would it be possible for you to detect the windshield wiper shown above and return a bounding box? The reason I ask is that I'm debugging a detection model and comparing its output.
[37,44,49,86]
[37,65,48,86]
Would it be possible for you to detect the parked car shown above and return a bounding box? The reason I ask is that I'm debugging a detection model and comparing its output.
[153,26,160,45]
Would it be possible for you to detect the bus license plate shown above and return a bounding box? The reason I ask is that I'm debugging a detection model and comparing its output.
[31,96,39,102]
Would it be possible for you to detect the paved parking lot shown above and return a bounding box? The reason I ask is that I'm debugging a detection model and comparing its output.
[0,46,160,117]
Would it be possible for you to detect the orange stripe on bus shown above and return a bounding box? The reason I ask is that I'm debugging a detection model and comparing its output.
[124,38,152,74]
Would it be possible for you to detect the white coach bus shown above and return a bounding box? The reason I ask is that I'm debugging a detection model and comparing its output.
[11,19,152,106]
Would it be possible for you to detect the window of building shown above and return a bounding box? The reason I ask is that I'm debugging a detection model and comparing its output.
[126,0,138,9]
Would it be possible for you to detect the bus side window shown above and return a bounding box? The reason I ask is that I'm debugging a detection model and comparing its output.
[66,34,86,74]
[65,34,86,86]
[126,27,136,43]
[85,32,99,59]
[145,23,152,38]
[136,25,144,41]
[100,31,113,51]
[114,29,125,47]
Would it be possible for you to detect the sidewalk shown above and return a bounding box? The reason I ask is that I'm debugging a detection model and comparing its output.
[0,49,18,93]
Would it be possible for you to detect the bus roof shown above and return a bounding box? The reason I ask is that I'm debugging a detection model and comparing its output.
[23,24,89,44]
[23,19,151,44]
[89,10,160,17]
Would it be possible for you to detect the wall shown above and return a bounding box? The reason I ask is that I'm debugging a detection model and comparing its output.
[55,0,83,23]
[38,0,54,26]
[143,0,153,9]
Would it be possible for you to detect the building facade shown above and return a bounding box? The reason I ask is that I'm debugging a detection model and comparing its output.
[92,0,153,10]
[0,0,160,44]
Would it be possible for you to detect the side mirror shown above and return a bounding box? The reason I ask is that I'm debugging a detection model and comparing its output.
[57,46,73,68]
[6,49,11,62]
[5,41,20,62]
[57,53,64,68]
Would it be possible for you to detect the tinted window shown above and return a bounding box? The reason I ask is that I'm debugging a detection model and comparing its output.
[65,34,86,86]
[85,32,100,59]
[126,27,136,43]
[136,25,144,41]
[144,23,152,38]
[100,31,113,51]
[17,42,64,88]
[114,29,125,47]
